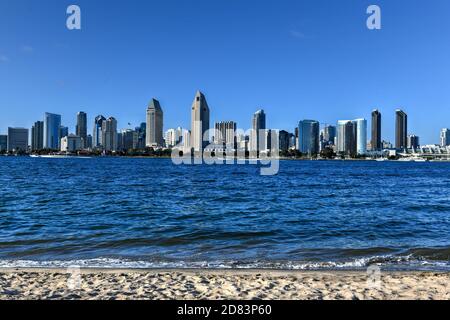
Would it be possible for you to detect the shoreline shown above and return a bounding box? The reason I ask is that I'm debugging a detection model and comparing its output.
[1,268,448,300]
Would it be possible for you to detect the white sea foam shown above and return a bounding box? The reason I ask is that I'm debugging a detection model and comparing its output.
[0,256,448,271]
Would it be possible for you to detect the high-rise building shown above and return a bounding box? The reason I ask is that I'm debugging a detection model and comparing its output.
[354,118,367,155]
[117,132,123,151]
[76,111,87,148]
[0,135,7,152]
[59,126,69,140]
[251,109,266,153]
[146,99,164,147]
[43,113,62,150]
[407,135,420,149]
[214,121,236,147]
[61,135,83,152]
[86,134,93,149]
[191,91,210,152]
[395,109,408,150]
[93,115,106,148]
[440,128,450,147]
[31,121,44,151]
[135,122,146,149]
[102,117,118,152]
[298,120,320,155]
[337,120,357,156]
[165,127,183,148]
[322,125,336,144]
[182,130,191,151]
[288,132,296,149]
[320,125,336,151]
[7,127,29,152]
[279,130,290,152]
[382,140,393,149]
[371,109,382,151]
[120,129,136,151]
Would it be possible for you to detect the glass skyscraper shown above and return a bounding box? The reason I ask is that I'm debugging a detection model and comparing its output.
[76,111,88,148]
[298,120,320,155]
[43,113,62,150]
[354,118,367,155]
[93,115,106,148]
[251,110,266,153]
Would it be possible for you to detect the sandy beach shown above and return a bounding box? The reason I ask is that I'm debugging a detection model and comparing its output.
[0,268,448,300]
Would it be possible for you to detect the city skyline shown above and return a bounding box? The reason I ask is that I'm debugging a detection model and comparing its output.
[2,1,450,145]
[3,93,450,153]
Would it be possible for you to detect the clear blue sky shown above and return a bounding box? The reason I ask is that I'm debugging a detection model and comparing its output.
[1,0,449,144]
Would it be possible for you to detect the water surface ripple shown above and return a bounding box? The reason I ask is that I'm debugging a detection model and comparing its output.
[0,158,449,270]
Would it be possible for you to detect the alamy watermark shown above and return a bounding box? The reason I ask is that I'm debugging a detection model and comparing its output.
[66,5,81,30]
[366,265,382,290]
[65,4,381,31]
[67,266,82,290]
[171,125,280,176]
[367,5,382,30]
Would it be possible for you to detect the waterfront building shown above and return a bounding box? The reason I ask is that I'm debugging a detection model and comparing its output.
[407,135,420,149]
[117,132,123,151]
[191,91,210,152]
[440,128,450,147]
[298,120,320,155]
[354,118,367,155]
[93,115,106,148]
[182,129,191,151]
[7,127,29,152]
[279,130,290,152]
[395,109,408,150]
[135,122,146,149]
[102,117,118,152]
[288,132,296,149]
[371,109,382,151]
[251,109,266,153]
[214,121,236,148]
[43,113,62,150]
[146,99,164,147]
[382,140,393,149]
[0,135,7,152]
[236,134,249,151]
[59,126,69,140]
[323,125,336,144]
[76,111,87,148]
[120,129,136,151]
[85,134,92,149]
[165,127,183,148]
[320,125,336,151]
[60,135,83,152]
[337,120,356,156]
[31,121,44,151]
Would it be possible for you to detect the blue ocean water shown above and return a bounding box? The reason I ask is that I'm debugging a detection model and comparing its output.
[0,157,449,271]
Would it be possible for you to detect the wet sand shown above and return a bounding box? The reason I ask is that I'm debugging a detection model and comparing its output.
[0,268,449,300]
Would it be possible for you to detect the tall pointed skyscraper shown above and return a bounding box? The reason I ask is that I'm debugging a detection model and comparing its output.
[146,99,164,147]
[191,91,210,152]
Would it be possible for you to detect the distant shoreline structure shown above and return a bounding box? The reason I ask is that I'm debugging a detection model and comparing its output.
[3,154,450,162]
